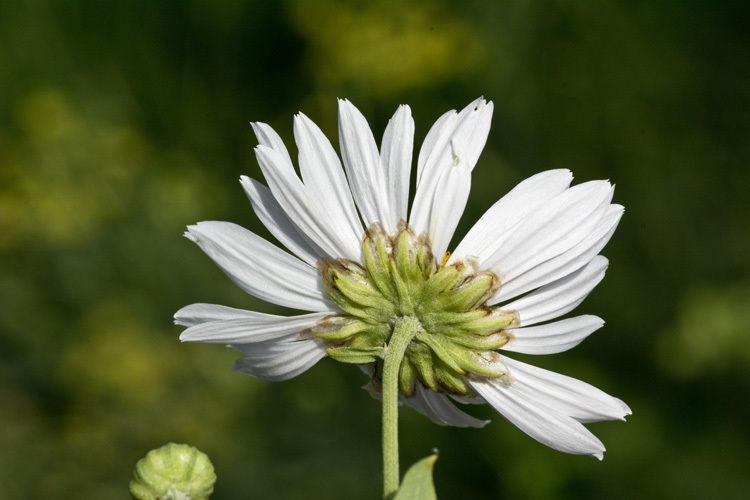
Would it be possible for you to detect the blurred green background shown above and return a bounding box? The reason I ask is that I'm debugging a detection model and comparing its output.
[1,1,749,498]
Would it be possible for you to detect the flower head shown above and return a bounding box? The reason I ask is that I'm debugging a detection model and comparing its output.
[176,98,630,459]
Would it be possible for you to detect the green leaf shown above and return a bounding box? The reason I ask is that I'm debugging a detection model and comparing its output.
[393,452,438,500]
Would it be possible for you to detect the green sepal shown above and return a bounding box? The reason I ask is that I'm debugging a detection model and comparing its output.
[398,358,417,395]
[318,259,395,320]
[363,228,396,301]
[327,346,385,364]
[415,331,466,375]
[389,255,416,314]
[443,332,510,350]
[453,309,517,335]
[419,263,464,305]
[422,308,516,338]
[420,309,488,327]
[331,264,391,310]
[434,360,470,395]
[449,349,505,378]
[432,272,497,312]
[348,325,389,348]
[305,316,370,342]
[407,342,440,391]
[392,229,420,286]
[393,452,438,500]
[415,236,437,280]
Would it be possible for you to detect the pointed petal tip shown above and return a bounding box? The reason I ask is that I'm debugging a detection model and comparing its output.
[184,226,199,242]
[293,110,312,125]
[238,176,257,193]
[618,398,632,417]
[250,121,275,143]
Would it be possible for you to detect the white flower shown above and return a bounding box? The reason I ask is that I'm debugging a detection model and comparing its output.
[176,98,630,459]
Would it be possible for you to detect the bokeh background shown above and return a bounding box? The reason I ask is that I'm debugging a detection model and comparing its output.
[2,1,749,498]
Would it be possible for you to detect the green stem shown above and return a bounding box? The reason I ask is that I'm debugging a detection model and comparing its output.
[382,316,420,499]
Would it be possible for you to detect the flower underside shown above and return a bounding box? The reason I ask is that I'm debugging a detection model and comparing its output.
[303,221,519,397]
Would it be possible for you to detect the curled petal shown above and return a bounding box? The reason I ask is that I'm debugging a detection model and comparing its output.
[403,384,489,428]
[179,311,331,344]
[231,338,328,382]
[176,303,279,327]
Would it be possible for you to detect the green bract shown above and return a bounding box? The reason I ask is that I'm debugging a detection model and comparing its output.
[130,443,216,500]
[304,222,518,396]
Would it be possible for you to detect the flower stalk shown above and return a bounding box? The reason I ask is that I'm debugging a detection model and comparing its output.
[382,316,420,498]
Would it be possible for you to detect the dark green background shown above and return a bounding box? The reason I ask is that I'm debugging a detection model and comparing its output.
[1,1,748,498]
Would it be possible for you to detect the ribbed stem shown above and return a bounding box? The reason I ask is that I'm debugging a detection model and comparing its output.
[382,316,420,499]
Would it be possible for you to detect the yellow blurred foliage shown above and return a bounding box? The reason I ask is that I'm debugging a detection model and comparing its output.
[59,299,173,406]
[288,0,484,96]
[0,89,144,248]
[0,88,224,250]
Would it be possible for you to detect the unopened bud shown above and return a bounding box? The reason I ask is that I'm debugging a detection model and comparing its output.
[130,443,216,500]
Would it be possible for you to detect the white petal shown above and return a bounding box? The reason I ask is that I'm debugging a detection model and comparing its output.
[482,181,614,289]
[416,109,456,185]
[380,104,414,232]
[251,122,294,170]
[503,256,608,326]
[185,221,332,311]
[410,98,493,235]
[491,204,623,303]
[255,145,361,260]
[500,355,631,423]
[452,100,494,171]
[231,338,328,382]
[429,144,472,259]
[294,113,364,240]
[450,393,487,405]
[338,99,390,228]
[404,384,489,428]
[469,377,606,459]
[502,315,604,354]
[451,170,573,263]
[175,302,275,327]
[241,176,321,266]
[179,311,331,343]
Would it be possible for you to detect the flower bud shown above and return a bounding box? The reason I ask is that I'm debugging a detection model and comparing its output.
[130,443,216,500]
